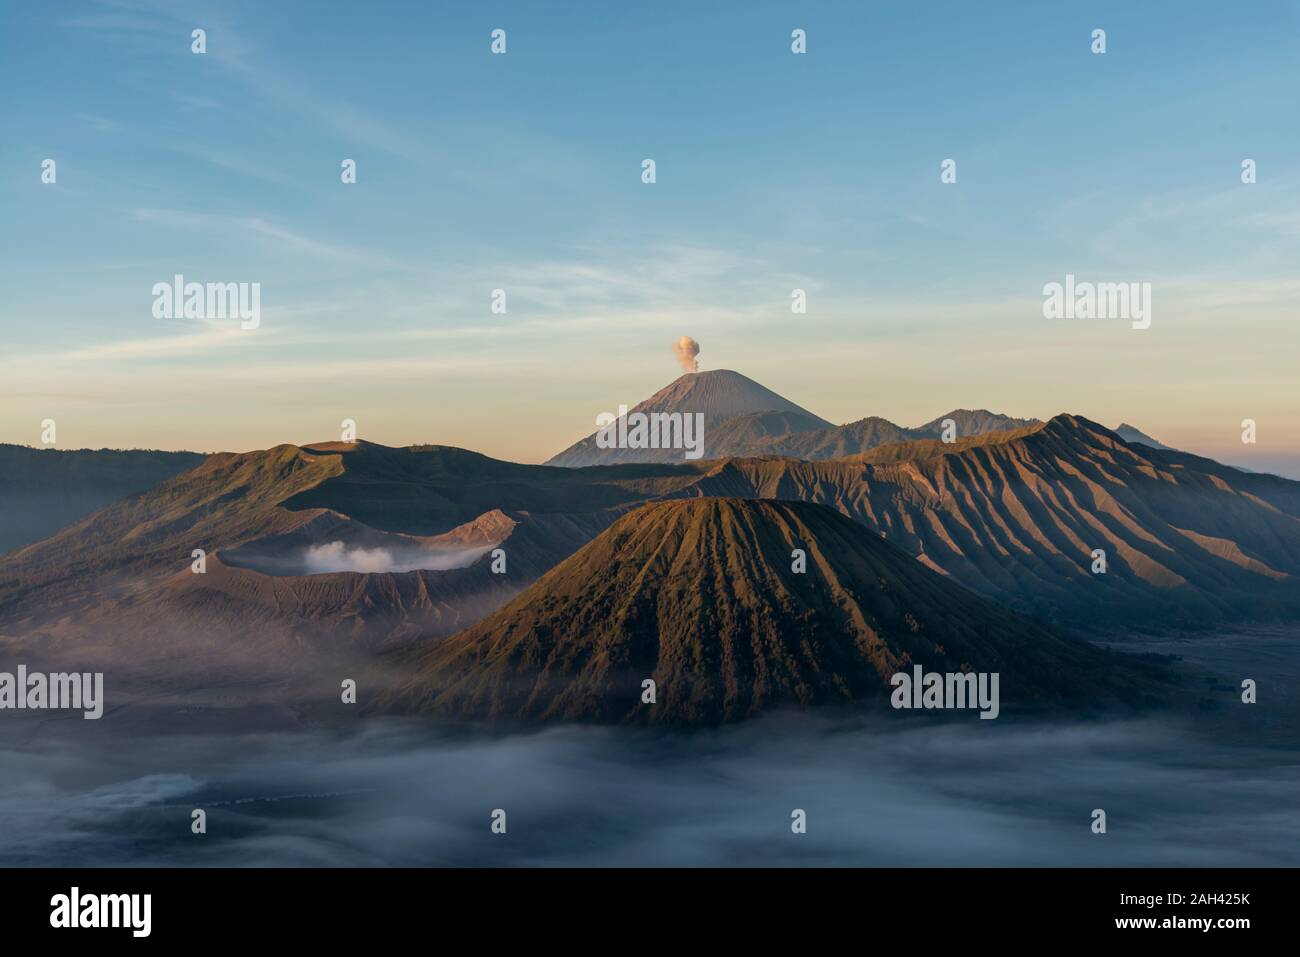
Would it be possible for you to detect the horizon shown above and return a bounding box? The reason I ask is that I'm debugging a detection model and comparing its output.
[2,0,1297,475]
[1,363,1296,478]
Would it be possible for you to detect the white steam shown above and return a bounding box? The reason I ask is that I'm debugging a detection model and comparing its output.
[302,541,492,574]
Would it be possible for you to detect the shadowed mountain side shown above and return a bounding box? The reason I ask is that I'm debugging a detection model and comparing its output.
[661,416,1300,627]
[703,410,836,456]
[730,410,1040,462]
[283,442,707,534]
[162,552,519,648]
[727,416,914,459]
[382,499,1175,725]
[0,445,205,555]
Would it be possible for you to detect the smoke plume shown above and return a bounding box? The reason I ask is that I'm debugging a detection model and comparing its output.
[673,336,700,373]
[300,540,492,574]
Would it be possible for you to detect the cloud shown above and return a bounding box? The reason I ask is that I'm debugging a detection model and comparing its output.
[51,324,265,362]
[66,0,435,166]
[74,112,126,134]
[3,714,1298,867]
[131,208,410,271]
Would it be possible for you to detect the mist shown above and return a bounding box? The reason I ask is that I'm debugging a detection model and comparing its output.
[2,712,1297,868]
[2,628,1295,868]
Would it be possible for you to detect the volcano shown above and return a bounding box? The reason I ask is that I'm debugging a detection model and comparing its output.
[545,369,832,466]
[383,498,1173,724]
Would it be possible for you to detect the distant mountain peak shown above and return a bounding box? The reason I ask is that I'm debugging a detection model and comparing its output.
[628,368,830,425]
[1114,423,1174,451]
[545,369,831,466]
[914,409,1040,437]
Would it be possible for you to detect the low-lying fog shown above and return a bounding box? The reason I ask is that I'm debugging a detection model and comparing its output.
[0,629,1295,867]
[1,715,1297,867]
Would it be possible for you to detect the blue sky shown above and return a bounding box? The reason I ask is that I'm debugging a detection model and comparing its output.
[1,0,1297,472]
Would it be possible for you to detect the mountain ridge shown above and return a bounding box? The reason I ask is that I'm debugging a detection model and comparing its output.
[663,414,1300,626]
[4,409,1298,675]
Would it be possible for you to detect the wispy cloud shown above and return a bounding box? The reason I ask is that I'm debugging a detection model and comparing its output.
[66,0,438,166]
[131,208,411,271]
[21,323,273,363]
[73,112,126,134]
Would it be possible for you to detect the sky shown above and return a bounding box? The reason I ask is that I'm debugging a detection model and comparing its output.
[1,0,1297,474]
